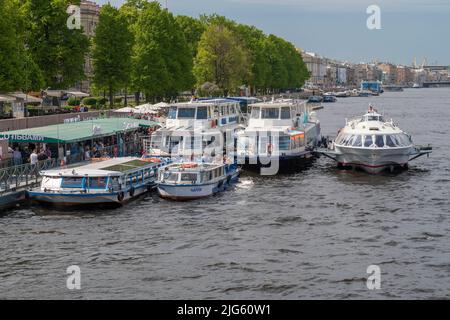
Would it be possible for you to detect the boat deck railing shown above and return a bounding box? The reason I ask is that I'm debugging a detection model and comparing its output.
[0,159,57,196]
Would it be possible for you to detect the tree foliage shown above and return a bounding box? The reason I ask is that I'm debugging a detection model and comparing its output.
[24,0,89,89]
[92,4,133,108]
[0,0,309,99]
[0,0,44,92]
[193,14,309,95]
[131,2,193,101]
[194,24,250,95]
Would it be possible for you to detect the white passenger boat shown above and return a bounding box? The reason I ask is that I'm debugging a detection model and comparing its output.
[157,161,240,201]
[144,99,244,159]
[236,99,321,173]
[320,106,432,173]
[27,157,168,206]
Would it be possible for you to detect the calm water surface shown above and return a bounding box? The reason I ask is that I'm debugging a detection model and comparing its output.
[1,88,449,299]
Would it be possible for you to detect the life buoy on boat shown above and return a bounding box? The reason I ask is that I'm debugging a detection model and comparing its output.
[181,163,198,169]
[141,157,161,163]
[117,192,125,202]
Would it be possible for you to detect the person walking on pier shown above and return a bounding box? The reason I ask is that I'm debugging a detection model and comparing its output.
[30,150,38,165]
[13,147,22,166]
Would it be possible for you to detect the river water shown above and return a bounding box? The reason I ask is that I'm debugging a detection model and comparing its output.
[1,88,449,299]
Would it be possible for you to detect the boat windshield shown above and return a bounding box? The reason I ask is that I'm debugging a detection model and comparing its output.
[365,115,384,122]
[196,106,208,119]
[177,108,196,119]
[261,108,280,119]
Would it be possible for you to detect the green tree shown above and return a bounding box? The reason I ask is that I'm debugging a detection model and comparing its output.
[175,15,206,59]
[0,0,44,92]
[194,24,250,95]
[92,4,133,108]
[132,1,193,101]
[24,0,89,89]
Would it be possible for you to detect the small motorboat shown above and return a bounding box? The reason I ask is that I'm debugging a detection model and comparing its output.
[318,105,432,173]
[157,161,240,201]
[307,95,323,103]
[335,91,349,98]
[358,90,372,97]
[323,95,337,103]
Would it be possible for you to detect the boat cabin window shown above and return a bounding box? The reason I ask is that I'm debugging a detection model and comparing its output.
[342,134,352,145]
[279,136,290,150]
[163,172,179,183]
[261,108,280,119]
[365,115,384,122]
[375,135,384,147]
[280,107,291,119]
[363,135,373,147]
[88,177,108,189]
[168,106,177,119]
[352,135,362,147]
[180,173,198,184]
[61,177,84,188]
[42,176,62,189]
[385,135,396,147]
[196,106,208,120]
[178,108,196,119]
[250,107,260,119]
[110,177,121,190]
[201,171,210,182]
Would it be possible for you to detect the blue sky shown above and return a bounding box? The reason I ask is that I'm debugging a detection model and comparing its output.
[97,0,450,65]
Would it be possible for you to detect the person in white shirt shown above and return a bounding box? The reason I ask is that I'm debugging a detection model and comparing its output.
[84,147,91,161]
[30,150,38,165]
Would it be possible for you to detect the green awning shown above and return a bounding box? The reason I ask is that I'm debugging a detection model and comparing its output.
[0,117,160,144]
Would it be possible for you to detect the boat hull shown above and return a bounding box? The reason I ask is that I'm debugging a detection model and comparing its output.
[158,171,239,201]
[334,145,413,173]
[239,152,315,174]
[27,184,152,207]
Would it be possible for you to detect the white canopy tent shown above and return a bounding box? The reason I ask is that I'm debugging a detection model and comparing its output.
[153,102,169,108]
[113,107,138,113]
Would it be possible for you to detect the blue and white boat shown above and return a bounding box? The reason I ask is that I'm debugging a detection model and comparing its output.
[27,157,167,206]
[157,161,239,201]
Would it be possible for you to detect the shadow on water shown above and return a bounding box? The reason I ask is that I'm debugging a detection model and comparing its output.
[317,158,431,187]
[29,202,123,217]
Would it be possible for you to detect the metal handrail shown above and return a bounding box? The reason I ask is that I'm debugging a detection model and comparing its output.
[0,159,57,195]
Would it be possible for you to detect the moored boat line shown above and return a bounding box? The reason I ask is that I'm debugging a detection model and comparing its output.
[0,92,436,209]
